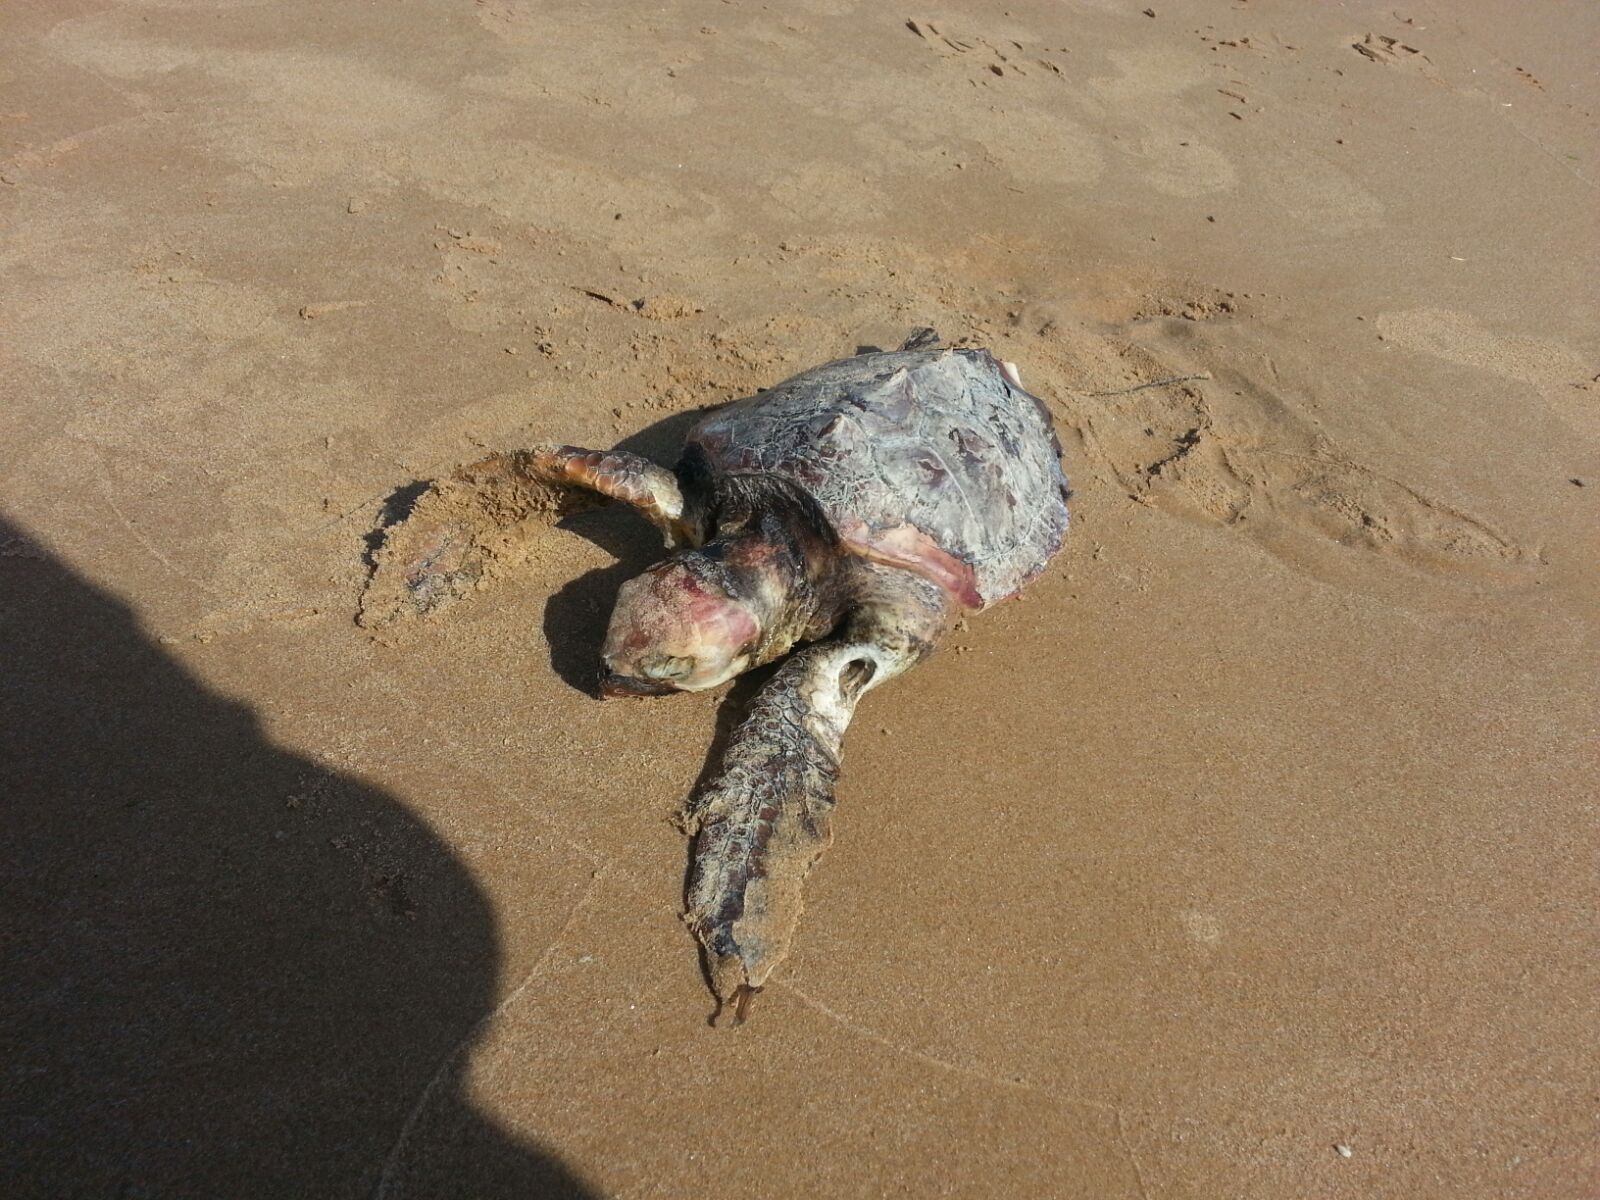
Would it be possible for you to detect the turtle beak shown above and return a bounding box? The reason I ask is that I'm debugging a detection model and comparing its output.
[598,671,680,699]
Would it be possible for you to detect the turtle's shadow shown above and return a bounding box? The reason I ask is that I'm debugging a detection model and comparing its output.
[365,407,718,698]
[538,408,714,697]
[540,510,656,696]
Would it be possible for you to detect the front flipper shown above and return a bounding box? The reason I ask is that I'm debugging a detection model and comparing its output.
[359,445,687,628]
[528,445,687,536]
[683,579,951,1023]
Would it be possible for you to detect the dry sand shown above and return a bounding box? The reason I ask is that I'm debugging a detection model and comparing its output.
[3,1,1596,1197]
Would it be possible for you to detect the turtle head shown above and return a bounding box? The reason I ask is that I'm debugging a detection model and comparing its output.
[599,554,763,697]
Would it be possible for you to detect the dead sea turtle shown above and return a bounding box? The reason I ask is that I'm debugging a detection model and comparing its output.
[362,328,1070,1022]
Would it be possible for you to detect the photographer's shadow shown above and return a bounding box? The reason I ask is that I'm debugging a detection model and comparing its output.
[0,513,598,1200]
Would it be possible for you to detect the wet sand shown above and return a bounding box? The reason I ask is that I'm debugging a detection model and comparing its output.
[2,1,1596,1197]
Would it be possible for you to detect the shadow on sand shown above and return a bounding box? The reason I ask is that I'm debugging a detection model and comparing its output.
[0,513,598,1199]
[525,408,715,699]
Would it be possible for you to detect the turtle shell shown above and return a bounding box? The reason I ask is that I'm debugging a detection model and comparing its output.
[687,348,1069,610]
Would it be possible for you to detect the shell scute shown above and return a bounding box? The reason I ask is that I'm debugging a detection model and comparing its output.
[687,348,1069,608]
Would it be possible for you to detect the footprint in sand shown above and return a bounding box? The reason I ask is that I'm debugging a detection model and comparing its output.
[1179,909,1224,948]
[1053,320,1533,582]
[1096,372,1527,575]
[768,162,889,224]
[1375,308,1593,396]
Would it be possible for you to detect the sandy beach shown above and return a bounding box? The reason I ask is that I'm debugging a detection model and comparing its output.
[3,1,1596,1196]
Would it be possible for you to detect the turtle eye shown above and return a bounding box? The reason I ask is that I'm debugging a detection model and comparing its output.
[639,654,694,681]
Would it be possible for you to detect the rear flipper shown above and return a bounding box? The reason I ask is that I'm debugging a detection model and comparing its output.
[359,445,686,628]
